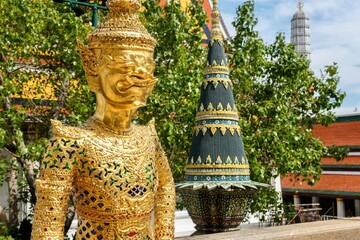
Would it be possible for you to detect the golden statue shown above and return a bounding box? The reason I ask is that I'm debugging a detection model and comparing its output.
[31,0,176,239]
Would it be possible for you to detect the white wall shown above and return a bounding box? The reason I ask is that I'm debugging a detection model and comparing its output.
[0,182,9,219]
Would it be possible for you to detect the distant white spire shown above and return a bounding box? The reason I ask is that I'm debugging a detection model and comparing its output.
[291,0,311,59]
[298,0,304,10]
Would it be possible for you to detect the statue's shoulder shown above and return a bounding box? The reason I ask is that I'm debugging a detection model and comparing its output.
[50,119,86,140]
[145,119,157,136]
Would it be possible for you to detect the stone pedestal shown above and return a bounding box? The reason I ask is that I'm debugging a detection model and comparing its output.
[179,187,256,232]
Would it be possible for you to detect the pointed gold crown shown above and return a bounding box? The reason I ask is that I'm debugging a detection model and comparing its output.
[78,0,157,91]
[85,0,156,50]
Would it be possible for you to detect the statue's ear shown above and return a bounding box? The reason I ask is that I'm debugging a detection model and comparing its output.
[77,39,99,76]
[77,39,100,92]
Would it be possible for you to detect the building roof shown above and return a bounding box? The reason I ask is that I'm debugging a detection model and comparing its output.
[161,0,230,40]
[313,120,360,147]
[292,9,309,20]
[282,117,360,194]
[281,174,360,197]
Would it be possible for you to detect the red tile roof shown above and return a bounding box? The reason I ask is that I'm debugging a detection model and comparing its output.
[159,0,165,5]
[313,121,360,146]
[202,0,212,29]
[281,174,360,195]
[282,118,360,194]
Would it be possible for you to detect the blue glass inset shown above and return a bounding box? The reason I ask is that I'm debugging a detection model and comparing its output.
[205,73,229,79]
[196,119,238,126]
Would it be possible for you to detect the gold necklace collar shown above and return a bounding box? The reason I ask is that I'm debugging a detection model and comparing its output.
[88,117,135,136]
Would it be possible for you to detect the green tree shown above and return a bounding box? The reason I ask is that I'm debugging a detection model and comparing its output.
[139,0,207,181]
[228,0,347,221]
[0,0,93,237]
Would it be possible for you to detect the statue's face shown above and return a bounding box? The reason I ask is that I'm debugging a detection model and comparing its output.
[97,50,157,110]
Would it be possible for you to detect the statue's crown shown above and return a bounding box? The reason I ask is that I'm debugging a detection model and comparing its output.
[77,0,157,92]
[84,0,156,51]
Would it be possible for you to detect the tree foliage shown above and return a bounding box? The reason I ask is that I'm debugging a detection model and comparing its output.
[228,0,347,218]
[138,0,207,181]
[0,0,93,237]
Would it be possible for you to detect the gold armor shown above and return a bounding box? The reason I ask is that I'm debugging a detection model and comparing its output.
[31,0,175,239]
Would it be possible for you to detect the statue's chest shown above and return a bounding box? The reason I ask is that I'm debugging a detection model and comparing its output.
[74,131,158,199]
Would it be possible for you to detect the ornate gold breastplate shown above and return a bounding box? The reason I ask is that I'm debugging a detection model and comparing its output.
[72,121,158,239]
[32,120,175,240]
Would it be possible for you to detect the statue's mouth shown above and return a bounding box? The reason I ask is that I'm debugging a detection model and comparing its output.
[114,74,157,90]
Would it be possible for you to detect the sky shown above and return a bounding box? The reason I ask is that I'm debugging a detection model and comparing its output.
[217,0,360,115]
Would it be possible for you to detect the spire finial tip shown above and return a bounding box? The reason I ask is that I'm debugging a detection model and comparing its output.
[298,0,304,10]
[211,0,222,41]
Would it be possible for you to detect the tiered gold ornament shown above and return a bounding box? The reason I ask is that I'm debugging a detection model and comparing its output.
[31,1,175,239]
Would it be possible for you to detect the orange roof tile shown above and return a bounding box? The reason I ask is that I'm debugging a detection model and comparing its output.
[281,174,360,194]
[202,0,212,29]
[159,0,166,6]
[313,121,360,146]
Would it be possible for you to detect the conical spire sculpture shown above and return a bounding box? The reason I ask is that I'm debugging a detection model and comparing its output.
[178,0,267,232]
[181,0,264,190]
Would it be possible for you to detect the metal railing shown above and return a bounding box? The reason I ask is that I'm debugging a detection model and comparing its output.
[287,203,322,225]
[53,0,108,26]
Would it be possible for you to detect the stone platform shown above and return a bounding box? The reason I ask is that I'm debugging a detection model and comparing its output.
[176,217,360,240]
[68,211,360,239]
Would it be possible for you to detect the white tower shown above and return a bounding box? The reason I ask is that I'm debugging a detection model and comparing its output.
[291,1,311,59]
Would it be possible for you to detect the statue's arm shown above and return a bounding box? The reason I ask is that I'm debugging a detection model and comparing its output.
[32,122,81,240]
[153,135,176,240]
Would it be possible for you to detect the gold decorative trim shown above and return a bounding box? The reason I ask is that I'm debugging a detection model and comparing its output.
[207,59,227,67]
[203,77,232,83]
[196,110,238,119]
[203,79,232,90]
[197,103,237,113]
[186,164,249,169]
[195,115,239,121]
[194,124,241,136]
[204,66,229,75]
